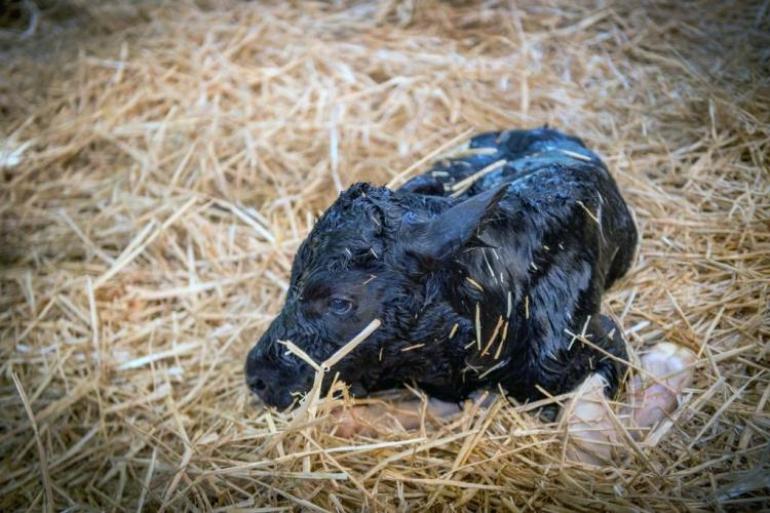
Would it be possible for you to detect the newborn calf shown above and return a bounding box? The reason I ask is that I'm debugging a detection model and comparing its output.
[246,127,639,412]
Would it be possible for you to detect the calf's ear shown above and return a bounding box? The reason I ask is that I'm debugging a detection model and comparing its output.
[400,184,507,270]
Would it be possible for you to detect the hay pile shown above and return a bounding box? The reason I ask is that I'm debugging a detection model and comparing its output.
[1,1,768,511]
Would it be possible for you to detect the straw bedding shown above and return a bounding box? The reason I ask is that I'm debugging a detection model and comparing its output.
[1,1,768,511]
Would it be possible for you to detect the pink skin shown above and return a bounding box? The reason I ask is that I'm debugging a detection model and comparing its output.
[562,342,697,464]
[332,391,495,438]
[332,343,696,466]
[333,397,463,438]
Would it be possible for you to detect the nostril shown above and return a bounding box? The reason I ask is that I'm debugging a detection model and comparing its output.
[253,378,266,392]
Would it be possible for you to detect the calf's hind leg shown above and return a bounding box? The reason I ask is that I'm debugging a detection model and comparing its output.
[553,314,629,401]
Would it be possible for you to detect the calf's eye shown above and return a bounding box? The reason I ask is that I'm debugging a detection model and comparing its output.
[329,297,353,315]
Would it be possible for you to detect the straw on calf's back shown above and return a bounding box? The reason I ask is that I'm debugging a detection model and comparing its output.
[245,127,638,410]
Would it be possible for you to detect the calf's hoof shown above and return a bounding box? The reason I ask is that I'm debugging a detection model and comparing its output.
[564,342,697,465]
[627,342,697,433]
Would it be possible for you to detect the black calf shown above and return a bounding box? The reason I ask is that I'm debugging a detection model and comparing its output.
[245,127,637,410]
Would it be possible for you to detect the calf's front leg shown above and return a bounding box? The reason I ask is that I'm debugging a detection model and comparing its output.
[333,397,463,438]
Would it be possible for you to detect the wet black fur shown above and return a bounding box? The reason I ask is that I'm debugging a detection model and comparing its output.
[245,127,637,410]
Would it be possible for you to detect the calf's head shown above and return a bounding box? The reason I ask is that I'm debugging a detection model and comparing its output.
[245,183,506,409]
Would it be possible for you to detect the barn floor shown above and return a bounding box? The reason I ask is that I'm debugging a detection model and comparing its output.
[1,1,768,511]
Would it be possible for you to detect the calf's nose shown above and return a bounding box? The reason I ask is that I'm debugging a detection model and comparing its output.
[245,343,308,410]
[245,361,296,409]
